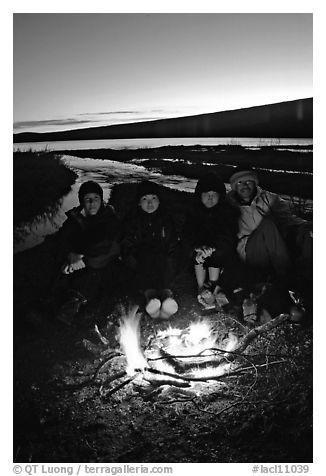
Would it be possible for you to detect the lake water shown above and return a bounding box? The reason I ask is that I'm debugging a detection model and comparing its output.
[13,136,313,153]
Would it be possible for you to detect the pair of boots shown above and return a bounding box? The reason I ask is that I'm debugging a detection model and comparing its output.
[144,288,178,319]
[197,281,229,310]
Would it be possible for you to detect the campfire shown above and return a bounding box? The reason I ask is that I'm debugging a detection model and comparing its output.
[120,308,237,378]
[70,303,290,404]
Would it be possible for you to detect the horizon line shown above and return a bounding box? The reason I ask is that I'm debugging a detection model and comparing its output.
[13,96,313,137]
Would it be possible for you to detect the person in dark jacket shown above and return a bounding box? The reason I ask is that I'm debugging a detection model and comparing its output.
[121,180,178,319]
[53,180,121,325]
[183,173,250,308]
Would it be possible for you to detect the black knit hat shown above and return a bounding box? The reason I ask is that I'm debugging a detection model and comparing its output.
[78,181,103,205]
[195,173,226,200]
[136,180,160,201]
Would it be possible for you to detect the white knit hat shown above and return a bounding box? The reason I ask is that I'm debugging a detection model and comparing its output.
[229,169,259,191]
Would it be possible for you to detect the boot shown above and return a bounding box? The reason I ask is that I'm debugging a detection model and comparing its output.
[160,299,178,319]
[143,289,161,318]
[197,286,215,310]
[145,298,161,319]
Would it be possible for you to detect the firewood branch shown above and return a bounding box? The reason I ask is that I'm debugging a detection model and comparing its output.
[223,313,289,361]
[100,375,137,398]
[144,357,286,384]
[93,352,123,381]
[98,370,127,390]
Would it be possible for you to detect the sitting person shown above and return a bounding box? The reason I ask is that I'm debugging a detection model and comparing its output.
[182,172,248,308]
[51,180,121,325]
[121,180,178,319]
[226,166,312,288]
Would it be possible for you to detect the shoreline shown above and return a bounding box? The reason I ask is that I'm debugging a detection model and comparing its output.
[56,145,313,200]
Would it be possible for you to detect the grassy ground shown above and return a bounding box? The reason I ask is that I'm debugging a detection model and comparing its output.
[13,151,77,226]
[13,258,312,463]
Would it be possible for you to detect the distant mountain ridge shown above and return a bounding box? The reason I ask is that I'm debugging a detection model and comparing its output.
[14,98,312,143]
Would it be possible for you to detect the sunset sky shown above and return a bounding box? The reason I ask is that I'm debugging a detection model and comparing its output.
[13,12,312,134]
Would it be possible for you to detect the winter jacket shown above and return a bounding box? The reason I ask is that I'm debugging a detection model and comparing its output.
[182,200,239,258]
[121,206,179,289]
[121,206,178,263]
[226,187,308,260]
[54,204,121,269]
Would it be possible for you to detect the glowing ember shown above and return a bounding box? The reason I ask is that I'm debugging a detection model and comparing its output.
[156,326,183,339]
[117,307,240,391]
[118,306,148,376]
[224,333,238,352]
[185,320,215,347]
[191,363,233,379]
[156,320,220,358]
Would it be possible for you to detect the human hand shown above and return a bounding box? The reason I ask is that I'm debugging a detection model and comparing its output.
[62,259,86,274]
[70,258,86,272]
[195,248,205,264]
[202,246,215,257]
[62,254,85,274]
[194,246,215,264]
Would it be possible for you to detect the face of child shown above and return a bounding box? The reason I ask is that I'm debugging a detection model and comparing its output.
[139,194,160,214]
[83,193,102,216]
[201,191,219,208]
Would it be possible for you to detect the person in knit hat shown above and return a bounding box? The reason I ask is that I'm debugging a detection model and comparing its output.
[121,180,179,319]
[135,179,160,203]
[194,173,227,201]
[226,166,312,287]
[78,180,104,207]
[182,172,249,309]
[50,180,121,325]
[229,167,259,197]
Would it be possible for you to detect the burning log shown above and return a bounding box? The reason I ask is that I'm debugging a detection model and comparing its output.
[58,306,291,403]
[139,314,290,386]
[223,313,289,361]
[144,364,237,383]
[144,378,191,388]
